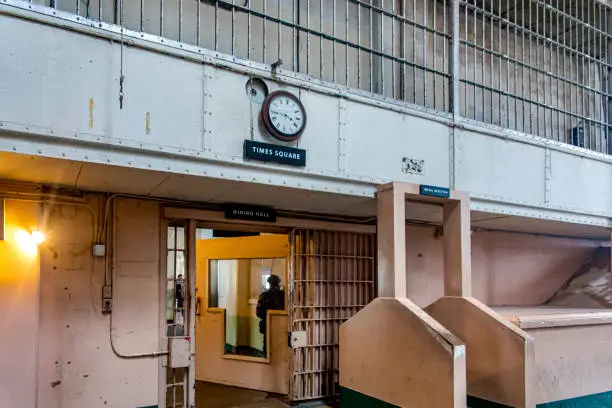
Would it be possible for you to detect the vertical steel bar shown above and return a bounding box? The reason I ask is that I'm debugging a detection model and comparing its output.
[392,0,397,99]
[506,0,510,128]
[473,0,477,119]
[307,0,311,75]
[346,0,350,85]
[140,0,144,31]
[556,0,560,141]
[293,0,297,72]
[370,2,374,92]
[160,0,164,37]
[263,0,267,63]
[464,0,469,116]
[451,0,460,116]
[581,0,586,145]
[489,0,493,124]
[214,0,218,51]
[433,0,437,109]
[247,0,251,60]
[498,0,502,126]
[358,2,363,88]
[196,0,200,46]
[179,0,183,42]
[481,1,485,121]
[403,0,408,101]
[278,0,282,65]
[381,1,385,95]
[231,0,236,56]
[443,0,447,111]
[333,0,337,83]
[319,0,323,79]
[424,0,428,106]
[587,0,592,149]
[413,0,417,102]
[536,0,541,137]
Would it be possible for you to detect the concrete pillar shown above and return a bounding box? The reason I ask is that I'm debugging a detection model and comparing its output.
[443,193,472,297]
[377,183,409,298]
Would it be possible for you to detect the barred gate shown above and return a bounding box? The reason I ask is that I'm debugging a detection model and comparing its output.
[289,229,376,402]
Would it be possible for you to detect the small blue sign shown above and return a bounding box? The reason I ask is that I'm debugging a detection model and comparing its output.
[419,184,450,198]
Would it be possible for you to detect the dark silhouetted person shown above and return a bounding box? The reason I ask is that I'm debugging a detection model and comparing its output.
[256,274,285,356]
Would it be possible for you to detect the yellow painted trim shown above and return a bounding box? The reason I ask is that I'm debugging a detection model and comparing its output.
[196,234,289,367]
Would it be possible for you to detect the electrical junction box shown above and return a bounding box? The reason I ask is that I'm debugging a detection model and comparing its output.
[168,337,191,368]
[289,331,307,348]
[93,244,106,257]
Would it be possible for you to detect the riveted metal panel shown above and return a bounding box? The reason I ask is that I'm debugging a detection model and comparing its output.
[111,45,205,151]
[455,129,547,206]
[549,151,612,217]
[0,14,114,137]
[342,99,451,185]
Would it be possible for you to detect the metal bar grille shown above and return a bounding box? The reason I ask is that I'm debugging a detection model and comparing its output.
[459,0,611,153]
[289,229,376,402]
[38,0,612,154]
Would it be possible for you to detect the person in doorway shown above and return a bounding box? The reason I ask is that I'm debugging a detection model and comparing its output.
[256,274,285,356]
[175,274,185,328]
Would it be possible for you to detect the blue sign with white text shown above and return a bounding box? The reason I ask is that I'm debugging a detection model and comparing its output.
[419,185,450,198]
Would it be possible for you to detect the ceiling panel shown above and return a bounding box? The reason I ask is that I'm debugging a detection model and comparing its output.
[0,153,608,240]
[0,152,82,186]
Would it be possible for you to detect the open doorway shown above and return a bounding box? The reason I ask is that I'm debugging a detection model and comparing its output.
[194,228,291,407]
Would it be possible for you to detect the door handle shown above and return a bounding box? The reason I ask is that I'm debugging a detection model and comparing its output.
[195,296,202,316]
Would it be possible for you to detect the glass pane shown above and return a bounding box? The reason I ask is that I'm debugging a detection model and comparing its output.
[177,227,185,250]
[208,258,286,359]
[167,227,176,250]
[167,251,176,279]
[166,280,175,322]
[176,251,185,280]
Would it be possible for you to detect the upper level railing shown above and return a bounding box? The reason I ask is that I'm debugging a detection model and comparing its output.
[20,0,612,155]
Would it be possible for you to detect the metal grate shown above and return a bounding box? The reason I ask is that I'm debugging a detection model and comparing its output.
[289,229,376,401]
[459,0,611,153]
[25,0,612,154]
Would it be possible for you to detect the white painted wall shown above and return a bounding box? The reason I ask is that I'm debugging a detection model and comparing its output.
[403,225,603,307]
[0,200,40,408]
[37,197,161,408]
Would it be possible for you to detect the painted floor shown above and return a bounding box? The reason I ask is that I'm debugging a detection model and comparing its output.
[196,381,334,408]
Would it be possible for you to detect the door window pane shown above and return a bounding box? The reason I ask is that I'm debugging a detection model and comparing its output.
[208,258,286,359]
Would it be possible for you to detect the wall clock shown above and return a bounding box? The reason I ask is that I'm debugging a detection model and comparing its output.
[261,90,307,142]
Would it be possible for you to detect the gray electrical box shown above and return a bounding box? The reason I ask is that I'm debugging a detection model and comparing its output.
[168,337,191,368]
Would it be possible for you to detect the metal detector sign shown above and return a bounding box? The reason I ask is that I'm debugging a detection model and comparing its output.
[224,204,277,223]
[420,185,450,198]
[243,140,306,167]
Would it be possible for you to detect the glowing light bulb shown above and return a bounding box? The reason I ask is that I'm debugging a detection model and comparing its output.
[31,230,45,245]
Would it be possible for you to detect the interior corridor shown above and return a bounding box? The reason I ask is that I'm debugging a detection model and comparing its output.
[196,382,333,408]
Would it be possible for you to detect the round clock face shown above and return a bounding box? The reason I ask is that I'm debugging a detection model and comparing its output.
[261,91,307,142]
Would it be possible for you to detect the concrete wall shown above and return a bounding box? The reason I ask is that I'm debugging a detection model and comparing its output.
[0,200,40,408]
[23,197,160,408]
[404,225,601,307]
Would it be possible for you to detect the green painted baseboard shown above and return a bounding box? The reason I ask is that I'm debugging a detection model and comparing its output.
[468,392,612,408]
[538,391,612,407]
[341,388,612,408]
[339,387,399,408]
